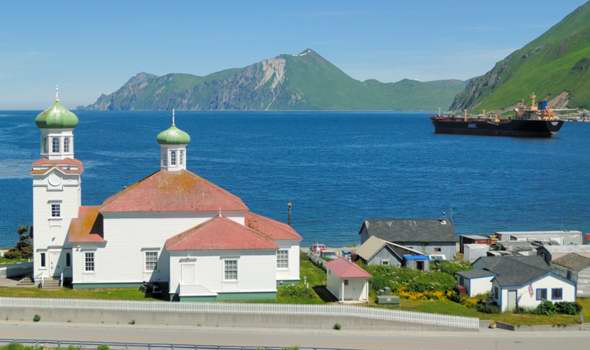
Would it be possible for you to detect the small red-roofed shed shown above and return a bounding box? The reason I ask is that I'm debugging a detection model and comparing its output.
[325,257,371,303]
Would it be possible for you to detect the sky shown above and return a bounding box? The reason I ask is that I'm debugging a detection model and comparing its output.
[0,0,586,109]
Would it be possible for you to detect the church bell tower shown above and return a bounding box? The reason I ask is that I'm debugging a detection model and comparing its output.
[31,88,83,284]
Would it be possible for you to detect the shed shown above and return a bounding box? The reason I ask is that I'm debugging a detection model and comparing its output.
[325,258,371,303]
[459,234,491,253]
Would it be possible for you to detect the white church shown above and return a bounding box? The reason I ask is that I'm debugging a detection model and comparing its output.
[31,95,302,301]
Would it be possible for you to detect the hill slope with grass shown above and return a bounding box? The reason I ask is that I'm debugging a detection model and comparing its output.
[451,1,590,111]
[84,49,464,112]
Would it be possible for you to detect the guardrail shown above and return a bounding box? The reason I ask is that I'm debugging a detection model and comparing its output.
[0,338,356,350]
[0,297,479,330]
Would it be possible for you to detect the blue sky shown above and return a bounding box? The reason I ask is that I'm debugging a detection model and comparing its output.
[0,0,586,109]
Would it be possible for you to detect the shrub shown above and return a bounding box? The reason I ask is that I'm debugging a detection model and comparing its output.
[97,345,110,350]
[432,260,470,276]
[365,265,456,294]
[475,301,500,314]
[555,301,582,315]
[333,323,341,330]
[534,301,556,315]
[278,283,316,301]
[33,314,41,322]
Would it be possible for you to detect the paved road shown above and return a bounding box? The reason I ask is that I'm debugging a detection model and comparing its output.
[0,322,590,350]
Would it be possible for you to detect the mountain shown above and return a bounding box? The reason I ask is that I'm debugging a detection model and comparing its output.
[84,49,464,112]
[452,1,590,111]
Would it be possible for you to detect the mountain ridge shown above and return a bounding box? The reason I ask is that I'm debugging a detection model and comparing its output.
[83,49,464,112]
[451,1,590,111]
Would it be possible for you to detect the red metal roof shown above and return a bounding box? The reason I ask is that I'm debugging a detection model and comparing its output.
[246,212,302,241]
[100,170,248,213]
[31,158,84,175]
[165,216,277,251]
[66,206,105,244]
[325,258,371,279]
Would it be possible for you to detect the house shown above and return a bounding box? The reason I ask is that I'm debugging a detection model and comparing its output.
[325,257,371,303]
[496,230,583,245]
[457,256,575,311]
[32,98,302,301]
[552,253,590,297]
[355,236,430,270]
[463,244,490,263]
[359,219,458,260]
[538,245,590,263]
[459,234,491,254]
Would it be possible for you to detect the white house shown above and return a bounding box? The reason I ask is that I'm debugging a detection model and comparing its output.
[457,256,576,311]
[32,98,302,301]
[325,257,371,303]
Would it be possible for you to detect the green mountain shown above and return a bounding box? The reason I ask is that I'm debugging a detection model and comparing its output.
[85,49,464,112]
[452,1,590,111]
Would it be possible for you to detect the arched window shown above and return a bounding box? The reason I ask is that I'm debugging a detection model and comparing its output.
[64,137,70,153]
[52,138,60,153]
[170,150,177,166]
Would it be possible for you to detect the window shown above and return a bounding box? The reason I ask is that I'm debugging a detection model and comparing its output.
[84,252,95,272]
[52,137,60,153]
[493,286,499,299]
[170,150,177,166]
[145,251,158,271]
[64,137,70,153]
[43,137,48,153]
[224,259,238,281]
[434,247,442,253]
[179,150,184,165]
[277,249,289,269]
[381,259,390,266]
[66,253,71,267]
[50,202,61,218]
[551,288,563,300]
[344,279,349,286]
[536,288,547,301]
[40,252,46,268]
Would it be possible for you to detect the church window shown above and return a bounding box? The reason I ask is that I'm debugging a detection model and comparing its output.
[43,137,48,153]
[170,150,177,166]
[50,202,61,218]
[277,249,289,269]
[224,259,238,281]
[179,150,184,165]
[145,251,158,271]
[64,137,70,153]
[66,253,71,267]
[52,137,60,153]
[40,253,46,268]
[84,252,95,272]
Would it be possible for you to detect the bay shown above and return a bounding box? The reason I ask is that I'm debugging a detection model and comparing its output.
[0,110,589,246]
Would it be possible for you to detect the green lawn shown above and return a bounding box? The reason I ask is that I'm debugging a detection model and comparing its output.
[0,287,156,301]
[0,257,30,265]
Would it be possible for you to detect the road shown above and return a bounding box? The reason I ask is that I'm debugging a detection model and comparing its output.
[0,321,590,350]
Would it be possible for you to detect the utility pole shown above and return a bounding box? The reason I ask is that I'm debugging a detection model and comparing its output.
[287,201,293,226]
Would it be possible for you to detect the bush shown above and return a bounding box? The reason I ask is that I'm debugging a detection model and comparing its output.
[365,265,456,294]
[534,301,556,315]
[97,345,110,350]
[555,301,582,315]
[333,323,341,330]
[33,314,41,322]
[431,260,470,276]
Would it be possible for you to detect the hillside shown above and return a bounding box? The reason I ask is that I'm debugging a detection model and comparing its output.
[84,49,464,112]
[451,1,590,111]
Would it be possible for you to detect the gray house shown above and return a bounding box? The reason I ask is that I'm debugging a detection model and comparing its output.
[552,253,590,297]
[355,236,430,271]
[359,219,458,260]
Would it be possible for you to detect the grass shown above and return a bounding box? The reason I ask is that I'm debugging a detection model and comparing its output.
[0,257,29,265]
[0,287,156,301]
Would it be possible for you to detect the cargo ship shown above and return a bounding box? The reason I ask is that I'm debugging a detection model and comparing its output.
[432,94,564,137]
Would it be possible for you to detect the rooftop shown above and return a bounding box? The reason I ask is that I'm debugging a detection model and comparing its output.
[360,218,457,243]
[325,258,371,279]
[100,169,248,213]
[165,216,277,251]
[66,206,105,244]
[552,253,590,272]
[245,212,302,241]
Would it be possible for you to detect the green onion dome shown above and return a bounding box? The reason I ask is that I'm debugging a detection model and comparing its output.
[156,124,191,145]
[35,99,79,129]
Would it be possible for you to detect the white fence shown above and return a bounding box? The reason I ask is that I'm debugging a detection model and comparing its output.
[0,297,479,330]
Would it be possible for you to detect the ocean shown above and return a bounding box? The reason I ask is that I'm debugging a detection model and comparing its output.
[1,110,589,247]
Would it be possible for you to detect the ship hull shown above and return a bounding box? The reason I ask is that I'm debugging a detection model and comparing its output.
[431,118,564,138]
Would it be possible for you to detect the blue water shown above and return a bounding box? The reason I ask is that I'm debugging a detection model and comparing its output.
[1,110,589,246]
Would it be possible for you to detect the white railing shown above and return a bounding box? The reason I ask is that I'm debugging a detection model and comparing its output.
[0,297,479,330]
